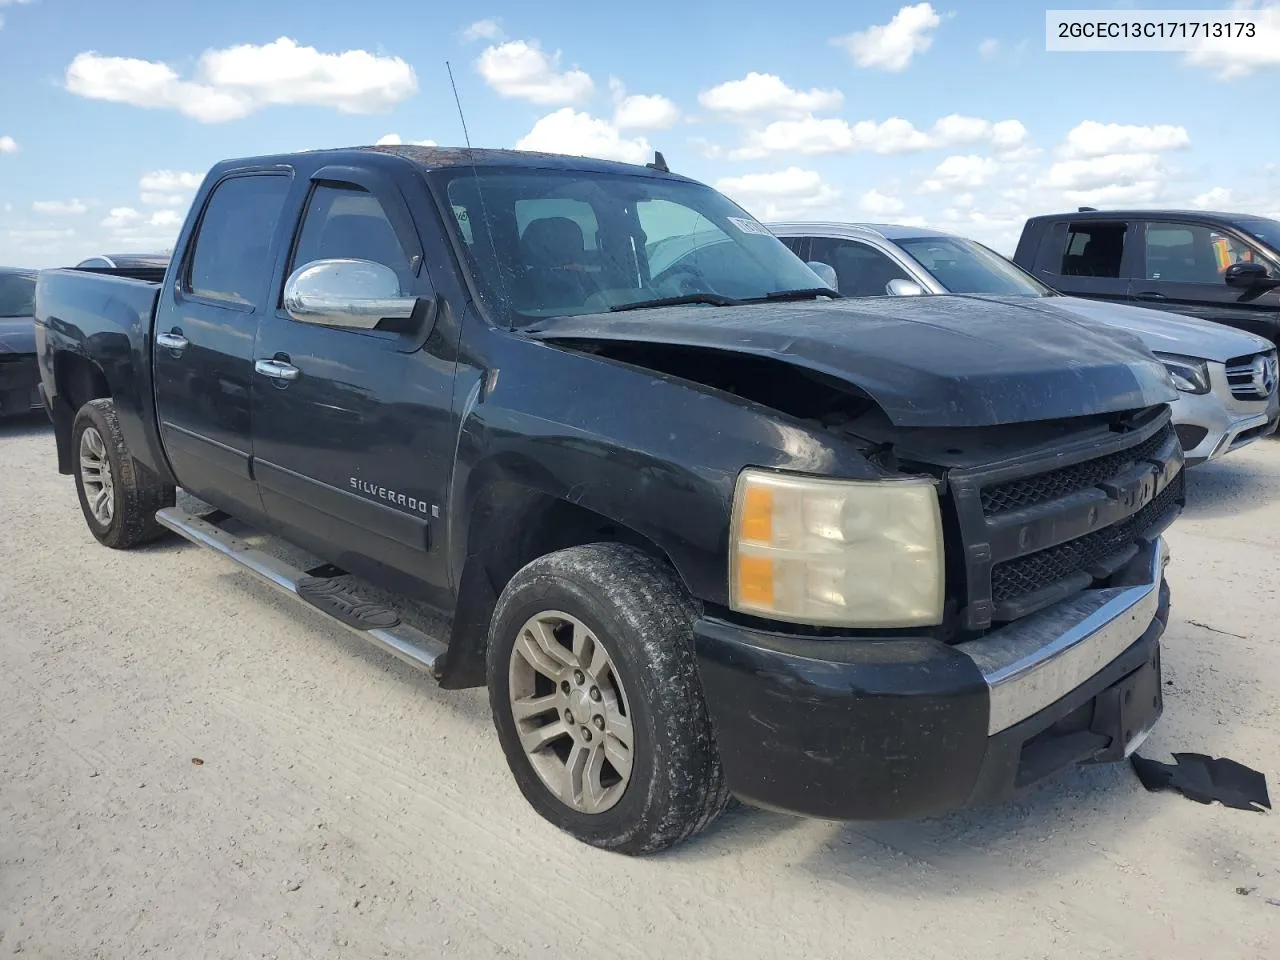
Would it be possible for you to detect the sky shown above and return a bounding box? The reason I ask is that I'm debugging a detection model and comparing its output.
[1,0,1279,266]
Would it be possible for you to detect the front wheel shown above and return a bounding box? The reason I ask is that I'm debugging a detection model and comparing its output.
[72,398,175,549]
[487,543,731,854]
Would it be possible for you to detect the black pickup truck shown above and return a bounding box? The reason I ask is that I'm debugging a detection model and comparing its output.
[1013,208,1280,347]
[36,145,1184,854]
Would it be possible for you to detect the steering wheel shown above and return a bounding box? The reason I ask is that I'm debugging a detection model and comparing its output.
[652,261,718,297]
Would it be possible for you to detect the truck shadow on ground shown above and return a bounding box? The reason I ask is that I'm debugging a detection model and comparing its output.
[690,759,1150,891]
[0,411,51,438]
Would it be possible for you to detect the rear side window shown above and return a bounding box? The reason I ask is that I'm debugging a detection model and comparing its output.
[187,175,291,304]
[290,184,414,291]
[1060,222,1126,278]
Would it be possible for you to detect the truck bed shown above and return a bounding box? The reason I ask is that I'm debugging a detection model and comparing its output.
[34,267,170,481]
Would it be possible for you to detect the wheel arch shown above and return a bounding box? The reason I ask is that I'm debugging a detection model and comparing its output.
[438,476,695,690]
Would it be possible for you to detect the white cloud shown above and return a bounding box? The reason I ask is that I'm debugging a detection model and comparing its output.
[0,135,17,153]
[66,38,417,123]
[834,2,941,72]
[990,120,1030,151]
[516,109,650,164]
[375,133,438,146]
[608,77,680,130]
[858,189,905,216]
[978,38,1000,58]
[714,167,841,220]
[101,207,142,229]
[139,169,202,192]
[33,199,89,215]
[476,40,592,104]
[732,113,1027,159]
[1184,2,1280,79]
[923,155,1000,191]
[461,19,503,42]
[1041,152,1164,191]
[688,136,724,159]
[698,72,842,117]
[148,210,183,229]
[1058,120,1190,158]
[614,94,680,130]
[1192,186,1233,208]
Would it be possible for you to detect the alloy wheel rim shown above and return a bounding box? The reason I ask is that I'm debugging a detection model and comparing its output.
[508,610,634,814]
[79,426,115,526]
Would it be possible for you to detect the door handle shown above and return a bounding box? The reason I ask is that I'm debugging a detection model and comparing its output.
[1134,291,1166,300]
[255,359,300,382]
[156,332,189,352]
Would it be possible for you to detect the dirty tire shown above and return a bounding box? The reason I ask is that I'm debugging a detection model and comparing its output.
[487,543,731,855]
[72,398,175,549]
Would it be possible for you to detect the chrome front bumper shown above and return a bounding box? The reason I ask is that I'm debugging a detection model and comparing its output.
[958,537,1169,735]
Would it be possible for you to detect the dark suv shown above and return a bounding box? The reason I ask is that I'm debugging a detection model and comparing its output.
[1013,210,1280,348]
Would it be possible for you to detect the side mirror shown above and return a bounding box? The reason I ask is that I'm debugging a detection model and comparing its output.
[806,261,839,291]
[283,258,419,331]
[1224,261,1279,290]
[886,278,926,297]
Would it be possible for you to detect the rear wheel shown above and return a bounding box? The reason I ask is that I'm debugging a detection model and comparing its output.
[72,398,174,549]
[487,543,731,854]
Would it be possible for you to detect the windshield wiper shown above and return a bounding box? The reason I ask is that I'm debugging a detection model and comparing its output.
[742,287,843,303]
[609,292,742,312]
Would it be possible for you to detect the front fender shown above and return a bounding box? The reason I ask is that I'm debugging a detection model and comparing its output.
[446,332,878,607]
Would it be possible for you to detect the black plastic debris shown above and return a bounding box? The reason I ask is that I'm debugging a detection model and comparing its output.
[1131,752,1271,812]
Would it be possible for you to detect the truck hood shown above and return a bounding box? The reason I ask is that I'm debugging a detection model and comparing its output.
[1034,295,1273,363]
[0,316,36,356]
[527,294,1178,428]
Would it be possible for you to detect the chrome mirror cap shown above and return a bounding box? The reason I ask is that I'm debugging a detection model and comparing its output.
[886,278,926,297]
[283,258,416,330]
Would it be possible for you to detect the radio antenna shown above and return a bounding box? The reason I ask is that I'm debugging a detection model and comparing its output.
[446,60,473,149]
[445,60,509,321]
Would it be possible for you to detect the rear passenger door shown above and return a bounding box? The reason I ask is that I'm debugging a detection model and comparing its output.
[1028,220,1135,304]
[153,171,292,517]
[251,167,455,597]
[1129,220,1280,339]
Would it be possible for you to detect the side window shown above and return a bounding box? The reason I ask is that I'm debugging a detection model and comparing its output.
[1060,222,1126,278]
[777,236,808,259]
[187,175,291,304]
[1144,222,1273,283]
[290,184,414,291]
[809,237,911,297]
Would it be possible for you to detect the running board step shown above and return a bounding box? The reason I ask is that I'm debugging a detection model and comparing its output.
[155,506,447,677]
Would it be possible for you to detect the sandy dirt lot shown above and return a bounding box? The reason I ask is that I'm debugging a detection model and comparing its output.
[1,413,1278,959]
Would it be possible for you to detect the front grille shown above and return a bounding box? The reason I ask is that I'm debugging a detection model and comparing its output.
[949,409,1185,632]
[981,423,1174,515]
[1225,351,1278,401]
[991,475,1182,603]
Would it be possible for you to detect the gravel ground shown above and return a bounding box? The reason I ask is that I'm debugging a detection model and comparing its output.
[2,413,1278,960]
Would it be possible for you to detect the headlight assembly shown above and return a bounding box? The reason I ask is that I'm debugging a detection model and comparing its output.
[729,468,945,628]
[1154,352,1211,395]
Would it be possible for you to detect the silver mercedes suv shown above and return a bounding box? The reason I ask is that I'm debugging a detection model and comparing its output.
[770,221,1279,465]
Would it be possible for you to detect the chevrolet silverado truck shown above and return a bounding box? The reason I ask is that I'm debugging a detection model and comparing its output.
[35,146,1184,854]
